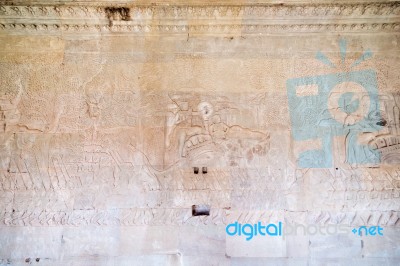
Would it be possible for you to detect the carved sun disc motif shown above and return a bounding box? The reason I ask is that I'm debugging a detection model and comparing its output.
[327,81,370,125]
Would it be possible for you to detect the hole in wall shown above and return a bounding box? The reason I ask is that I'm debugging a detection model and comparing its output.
[192,204,210,216]
[193,167,199,174]
[202,167,207,174]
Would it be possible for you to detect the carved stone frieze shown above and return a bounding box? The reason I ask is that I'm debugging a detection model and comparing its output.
[0,0,399,263]
[0,1,399,34]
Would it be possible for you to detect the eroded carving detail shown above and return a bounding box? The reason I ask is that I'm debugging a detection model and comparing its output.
[0,3,399,34]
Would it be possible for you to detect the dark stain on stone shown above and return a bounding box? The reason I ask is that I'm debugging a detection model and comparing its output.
[105,7,131,25]
[376,119,387,126]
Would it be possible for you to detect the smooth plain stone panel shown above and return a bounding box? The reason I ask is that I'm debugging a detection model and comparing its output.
[361,227,400,258]
[231,258,308,266]
[180,255,230,266]
[308,258,399,266]
[285,235,310,258]
[226,235,286,258]
[118,226,180,256]
[60,227,120,258]
[309,234,362,258]
[178,225,226,256]
[0,227,63,260]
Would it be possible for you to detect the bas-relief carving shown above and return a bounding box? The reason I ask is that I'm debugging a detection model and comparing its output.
[0,2,399,38]
[0,90,398,222]
[0,63,399,218]
[0,79,23,133]
[0,209,397,227]
[0,4,399,265]
[370,94,400,164]
[0,77,273,206]
[0,37,398,242]
[287,39,400,169]
[163,94,270,168]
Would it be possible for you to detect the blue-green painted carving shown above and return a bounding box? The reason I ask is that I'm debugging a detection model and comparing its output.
[287,39,382,168]
[339,92,359,114]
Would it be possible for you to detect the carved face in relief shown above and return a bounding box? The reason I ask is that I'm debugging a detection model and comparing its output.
[197,102,213,121]
[167,103,179,115]
[209,115,228,140]
[87,102,101,118]
[86,91,104,119]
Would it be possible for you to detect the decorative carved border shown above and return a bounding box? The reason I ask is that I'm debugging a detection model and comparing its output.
[0,22,399,35]
[0,2,399,34]
[0,3,399,17]
[0,209,398,227]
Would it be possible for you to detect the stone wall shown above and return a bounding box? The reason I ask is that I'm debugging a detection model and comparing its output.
[0,1,399,265]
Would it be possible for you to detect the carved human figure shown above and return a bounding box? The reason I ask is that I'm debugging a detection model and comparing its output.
[0,79,23,132]
[209,114,229,142]
[345,110,382,165]
[368,94,400,164]
[165,103,185,149]
[164,102,205,157]
[46,102,63,133]
[86,90,105,141]
[197,101,214,134]
[0,133,14,182]
[394,106,400,135]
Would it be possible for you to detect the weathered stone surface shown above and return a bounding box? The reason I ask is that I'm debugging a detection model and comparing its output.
[0,0,399,265]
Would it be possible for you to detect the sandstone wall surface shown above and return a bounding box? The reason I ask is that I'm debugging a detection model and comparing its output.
[0,1,399,265]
